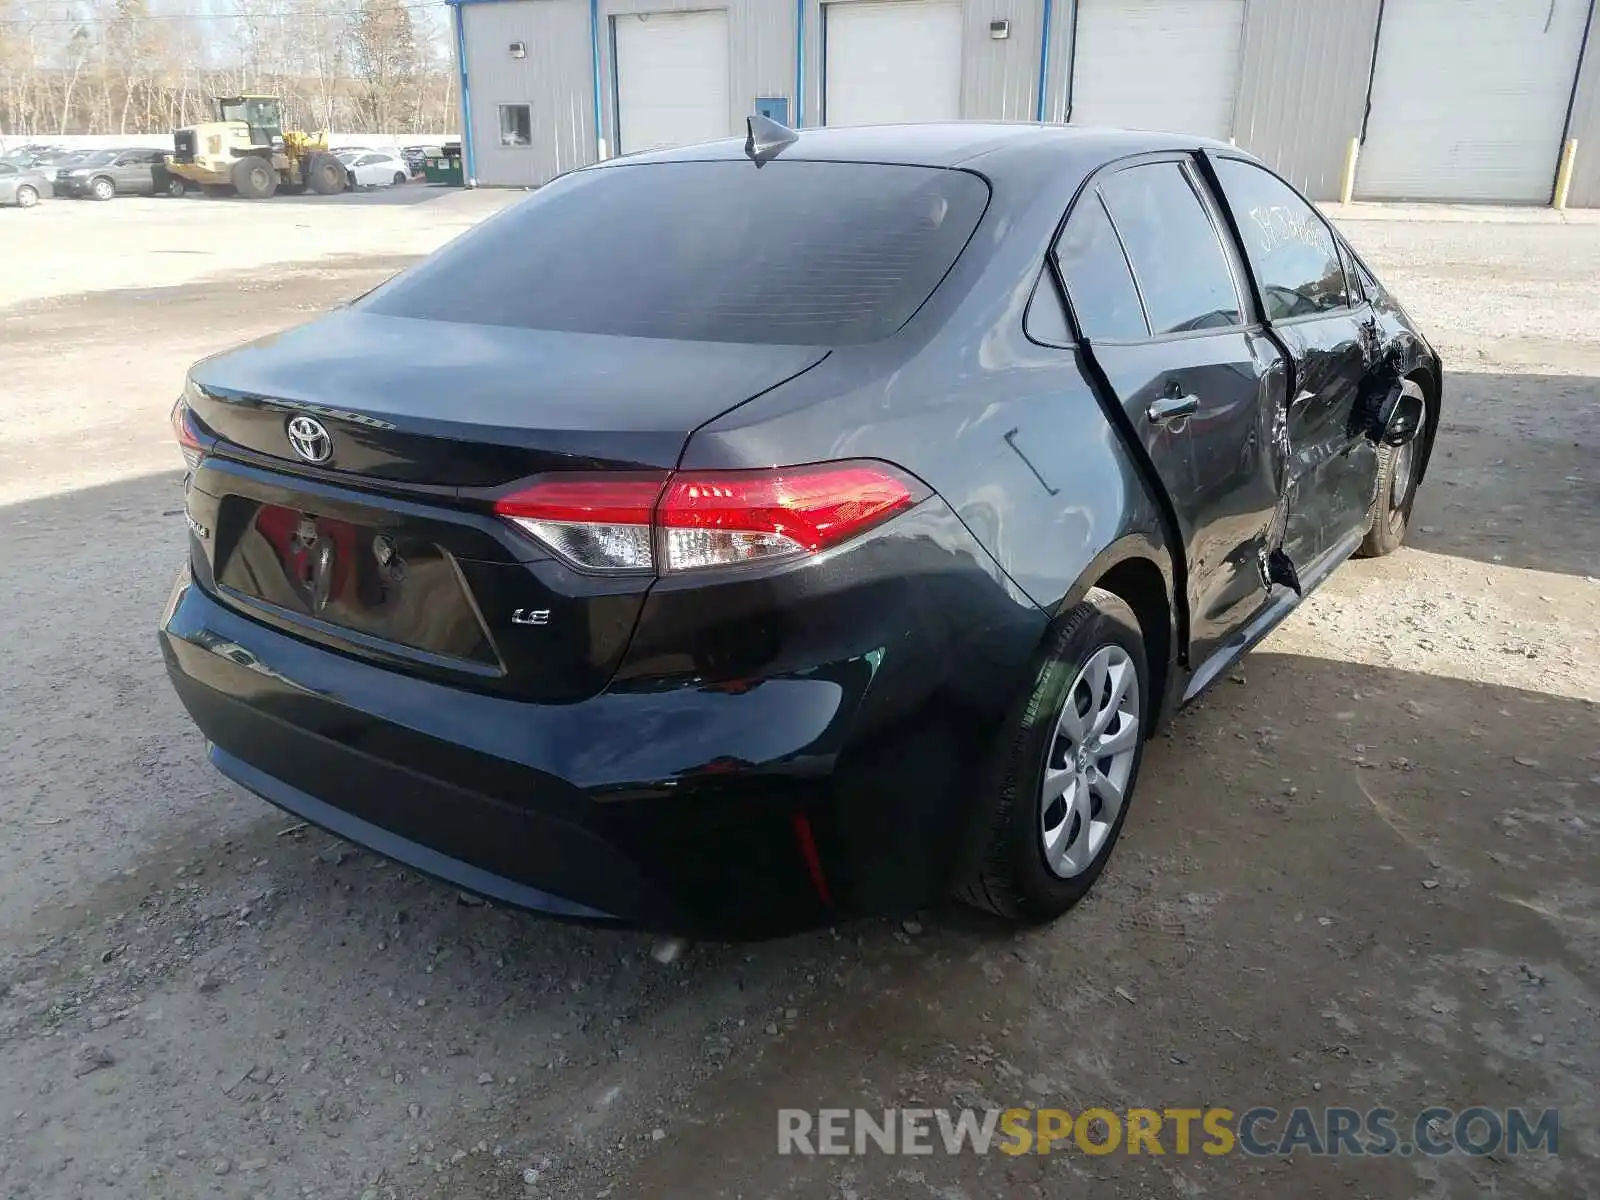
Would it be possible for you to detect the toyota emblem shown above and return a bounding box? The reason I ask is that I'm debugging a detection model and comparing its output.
[286,415,333,464]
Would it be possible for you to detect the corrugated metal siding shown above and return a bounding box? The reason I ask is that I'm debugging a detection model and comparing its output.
[960,0,1043,120]
[804,0,1042,125]
[1230,0,1379,201]
[462,0,596,187]
[597,0,794,152]
[1566,2,1600,208]
[459,0,1597,205]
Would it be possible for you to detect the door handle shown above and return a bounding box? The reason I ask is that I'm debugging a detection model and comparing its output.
[1147,394,1200,425]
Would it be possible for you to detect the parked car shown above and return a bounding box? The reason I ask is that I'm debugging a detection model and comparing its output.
[160,122,1439,940]
[38,149,93,171]
[343,150,411,188]
[0,160,53,207]
[1,143,67,167]
[55,147,169,199]
[401,145,439,176]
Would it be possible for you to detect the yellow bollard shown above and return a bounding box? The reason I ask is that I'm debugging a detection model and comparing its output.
[1553,138,1578,211]
[1340,136,1360,206]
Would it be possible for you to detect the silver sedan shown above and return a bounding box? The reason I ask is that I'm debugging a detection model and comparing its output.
[0,160,52,207]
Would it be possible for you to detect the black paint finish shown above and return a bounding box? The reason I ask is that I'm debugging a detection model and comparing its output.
[159,124,1441,937]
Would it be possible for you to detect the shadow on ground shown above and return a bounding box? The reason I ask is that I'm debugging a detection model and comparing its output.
[1408,371,1599,577]
[561,651,1598,1200]
[1,350,1595,1199]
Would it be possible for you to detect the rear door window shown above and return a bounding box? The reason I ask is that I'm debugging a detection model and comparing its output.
[1098,162,1243,336]
[1053,194,1149,341]
[363,160,990,345]
[1336,238,1364,303]
[1214,158,1350,319]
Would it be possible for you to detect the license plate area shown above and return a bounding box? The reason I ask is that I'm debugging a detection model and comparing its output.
[215,501,498,667]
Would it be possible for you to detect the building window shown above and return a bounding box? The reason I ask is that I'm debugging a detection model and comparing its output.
[499,104,532,147]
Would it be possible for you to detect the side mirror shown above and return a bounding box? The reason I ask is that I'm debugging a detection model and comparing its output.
[1373,382,1425,446]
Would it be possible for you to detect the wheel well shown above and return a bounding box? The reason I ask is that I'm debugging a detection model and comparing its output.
[1093,557,1171,730]
[1405,366,1442,480]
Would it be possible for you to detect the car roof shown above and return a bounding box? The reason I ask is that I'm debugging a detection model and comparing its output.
[593,122,1237,177]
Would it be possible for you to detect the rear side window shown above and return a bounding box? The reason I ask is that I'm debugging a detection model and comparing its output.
[1054,194,1148,341]
[1215,158,1349,319]
[363,160,989,345]
[1098,163,1243,335]
[1336,238,1364,303]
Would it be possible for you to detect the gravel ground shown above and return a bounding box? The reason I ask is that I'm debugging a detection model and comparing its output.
[0,199,1596,1200]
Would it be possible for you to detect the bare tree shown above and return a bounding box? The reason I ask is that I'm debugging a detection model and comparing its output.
[347,0,417,133]
[0,0,458,140]
[54,23,91,134]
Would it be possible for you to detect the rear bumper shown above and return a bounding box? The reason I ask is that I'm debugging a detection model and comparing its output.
[159,500,1046,938]
[163,576,852,936]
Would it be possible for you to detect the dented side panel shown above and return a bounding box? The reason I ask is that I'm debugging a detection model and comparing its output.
[1271,313,1383,570]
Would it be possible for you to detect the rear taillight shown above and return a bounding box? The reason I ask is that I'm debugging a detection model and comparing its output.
[495,474,665,572]
[171,396,206,471]
[493,461,925,574]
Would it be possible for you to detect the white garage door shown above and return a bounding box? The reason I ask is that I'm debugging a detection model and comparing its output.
[824,0,963,126]
[1069,0,1245,139]
[614,9,730,154]
[1355,0,1589,203]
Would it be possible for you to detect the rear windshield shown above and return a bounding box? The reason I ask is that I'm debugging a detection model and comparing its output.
[363,159,989,345]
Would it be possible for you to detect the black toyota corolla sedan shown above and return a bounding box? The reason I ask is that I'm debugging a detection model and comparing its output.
[160,121,1439,939]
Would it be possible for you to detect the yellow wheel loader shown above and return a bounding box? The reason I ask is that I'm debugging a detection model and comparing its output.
[162,96,348,199]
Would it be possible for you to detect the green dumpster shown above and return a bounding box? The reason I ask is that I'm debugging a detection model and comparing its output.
[424,143,464,186]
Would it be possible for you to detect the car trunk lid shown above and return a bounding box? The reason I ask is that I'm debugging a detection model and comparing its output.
[187,311,829,484]
[180,312,828,701]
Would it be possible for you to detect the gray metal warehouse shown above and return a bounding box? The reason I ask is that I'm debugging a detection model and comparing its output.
[447,0,1600,207]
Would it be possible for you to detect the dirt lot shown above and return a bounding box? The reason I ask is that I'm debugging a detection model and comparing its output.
[0,195,1596,1200]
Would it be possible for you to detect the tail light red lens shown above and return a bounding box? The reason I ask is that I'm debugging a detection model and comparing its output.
[171,397,206,471]
[495,474,666,572]
[493,461,925,574]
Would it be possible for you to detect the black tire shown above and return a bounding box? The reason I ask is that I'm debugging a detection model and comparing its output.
[89,176,115,201]
[1354,439,1419,558]
[15,185,38,208]
[231,156,277,199]
[163,174,187,198]
[305,153,346,196]
[393,171,408,185]
[958,587,1150,923]
[1356,379,1428,558]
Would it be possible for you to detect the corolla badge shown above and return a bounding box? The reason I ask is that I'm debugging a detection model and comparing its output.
[286,415,334,464]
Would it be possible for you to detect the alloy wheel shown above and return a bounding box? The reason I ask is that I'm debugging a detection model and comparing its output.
[1040,644,1140,879]
[1391,440,1416,509]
